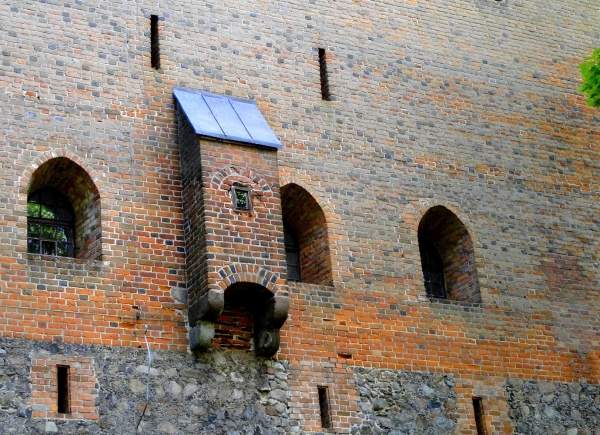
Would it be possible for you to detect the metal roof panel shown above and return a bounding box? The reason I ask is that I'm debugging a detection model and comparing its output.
[173,87,281,149]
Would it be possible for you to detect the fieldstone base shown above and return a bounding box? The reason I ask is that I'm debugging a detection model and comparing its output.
[351,368,457,435]
[506,379,600,435]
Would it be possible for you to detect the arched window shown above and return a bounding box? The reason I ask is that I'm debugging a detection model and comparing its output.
[419,236,446,299]
[26,157,102,261]
[284,220,301,282]
[418,206,481,303]
[27,187,75,257]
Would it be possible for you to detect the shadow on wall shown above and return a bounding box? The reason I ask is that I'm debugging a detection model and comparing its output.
[418,206,481,303]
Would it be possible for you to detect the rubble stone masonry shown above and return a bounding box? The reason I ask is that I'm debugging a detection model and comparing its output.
[0,0,598,433]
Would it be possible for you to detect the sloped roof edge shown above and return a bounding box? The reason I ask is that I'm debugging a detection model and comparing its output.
[173,87,282,149]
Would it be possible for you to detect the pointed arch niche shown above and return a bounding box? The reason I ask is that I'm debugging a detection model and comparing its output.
[280,183,333,286]
[418,206,481,303]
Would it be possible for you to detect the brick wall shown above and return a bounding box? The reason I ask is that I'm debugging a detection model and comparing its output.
[30,354,98,420]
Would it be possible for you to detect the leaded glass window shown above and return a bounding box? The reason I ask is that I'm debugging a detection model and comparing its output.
[27,187,75,257]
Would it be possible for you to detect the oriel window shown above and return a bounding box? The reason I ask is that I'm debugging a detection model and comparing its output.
[27,187,75,257]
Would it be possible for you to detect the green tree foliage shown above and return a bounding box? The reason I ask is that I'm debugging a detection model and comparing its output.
[579,47,600,107]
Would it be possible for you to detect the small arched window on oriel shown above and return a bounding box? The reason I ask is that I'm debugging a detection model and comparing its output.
[27,187,75,257]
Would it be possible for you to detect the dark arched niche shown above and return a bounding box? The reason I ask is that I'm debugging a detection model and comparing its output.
[418,206,481,303]
[280,183,332,286]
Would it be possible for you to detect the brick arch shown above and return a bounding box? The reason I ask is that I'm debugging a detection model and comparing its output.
[410,200,478,246]
[20,151,104,261]
[211,263,287,355]
[213,263,283,296]
[414,201,482,303]
[280,173,346,286]
[19,150,104,193]
[279,178,334,286]
[279,175,335,227]
[210,165,272,194]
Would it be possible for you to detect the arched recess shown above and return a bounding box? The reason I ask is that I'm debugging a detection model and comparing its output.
[418,205,481,303]
[25,157,102,260]
[213,282,282,355]
[280,183,333,286]
[188,264,289,356]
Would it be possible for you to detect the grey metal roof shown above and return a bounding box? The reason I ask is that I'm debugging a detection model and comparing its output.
[173,87,281,149]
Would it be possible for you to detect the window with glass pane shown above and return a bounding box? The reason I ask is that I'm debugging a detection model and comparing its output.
[419,237,446,299]
[27,187,75,257]
[284,220,301,282]
[231,187,251,211]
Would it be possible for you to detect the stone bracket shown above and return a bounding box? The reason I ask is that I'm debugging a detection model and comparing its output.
[188,289,224,327]
[188,289,224,351]
[254,295,289,357]
[188,291,289,357]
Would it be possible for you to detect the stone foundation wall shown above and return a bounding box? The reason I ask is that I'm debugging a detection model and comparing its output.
[351,368,457,435]
[0,337,294,435]
[507,379,600,435]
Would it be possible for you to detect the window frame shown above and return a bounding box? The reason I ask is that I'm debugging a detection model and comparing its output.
[231,185,252,211]
[419,236,447,299]
[27,187,76,258]
[283,220,301,282]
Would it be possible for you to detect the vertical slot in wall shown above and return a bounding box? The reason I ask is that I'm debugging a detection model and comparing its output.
[57,365,70,414]
[318,48,330,101]
[473,397,487,435]
[318,386,332,429]
[151,15,160,69]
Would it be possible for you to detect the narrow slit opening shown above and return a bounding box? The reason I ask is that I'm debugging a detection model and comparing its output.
[473,397,487,435]
[150,15,160,69]
[318,386,332,429]
[318,48,330,101]
[57,365,70,414]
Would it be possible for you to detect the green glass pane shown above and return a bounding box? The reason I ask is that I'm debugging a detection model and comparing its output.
[41,225,55,239]
[40,205,56,220]
[235,190,249,210]
[55,227,67,242]
[42,241,56,256]
[57,241,69,257]
[27,203,40,218]
[28,223,41,237]
[27,238,40,254]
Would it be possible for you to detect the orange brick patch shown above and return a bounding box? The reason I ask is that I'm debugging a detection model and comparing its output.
[30,354,98,421]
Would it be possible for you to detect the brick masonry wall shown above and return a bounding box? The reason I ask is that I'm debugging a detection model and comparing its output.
[0,0,598,434]
[30,354,98,421]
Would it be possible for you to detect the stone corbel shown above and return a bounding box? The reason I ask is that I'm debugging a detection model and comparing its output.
[188,289,224,351]
[254,295,290,357]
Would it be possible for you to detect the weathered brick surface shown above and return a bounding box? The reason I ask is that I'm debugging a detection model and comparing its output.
[0,0,598,434]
